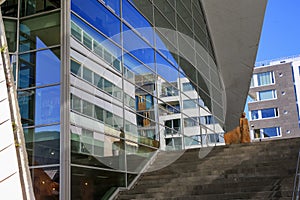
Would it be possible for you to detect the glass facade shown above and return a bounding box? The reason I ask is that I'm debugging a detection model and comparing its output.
[2,0,226,199]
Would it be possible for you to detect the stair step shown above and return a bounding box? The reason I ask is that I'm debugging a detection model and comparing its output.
[117,138,300,199]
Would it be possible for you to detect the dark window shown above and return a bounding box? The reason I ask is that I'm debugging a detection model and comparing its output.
[19,12,60,51]
[20,0,60,17]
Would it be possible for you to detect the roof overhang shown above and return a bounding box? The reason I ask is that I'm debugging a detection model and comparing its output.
[201,0,268,131]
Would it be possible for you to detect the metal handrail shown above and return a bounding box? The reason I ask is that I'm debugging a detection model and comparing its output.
[292,150,300,200]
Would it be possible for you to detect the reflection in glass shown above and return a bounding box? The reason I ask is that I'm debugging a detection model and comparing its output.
[20,0,60,16]
[18,48,60,89]
[71,0,121,44]
[123,24,155,71]
[18,86,60,126]
[122,0,154,45]
[1,0,18,17]
[19,12,60,51]
[71,130,125,171]
[31,167,59,200]
[71,166,125,199]
[24,125,60,166]
[126,144,156,173]
[3,19,17,52]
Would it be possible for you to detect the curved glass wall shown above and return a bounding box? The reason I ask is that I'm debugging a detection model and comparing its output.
[69,0,225,198]
[2,0,225,199]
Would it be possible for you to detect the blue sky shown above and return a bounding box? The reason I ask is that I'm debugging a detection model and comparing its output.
[256,0,300,62]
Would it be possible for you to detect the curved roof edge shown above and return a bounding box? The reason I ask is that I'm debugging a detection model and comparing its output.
[201,0,268,131]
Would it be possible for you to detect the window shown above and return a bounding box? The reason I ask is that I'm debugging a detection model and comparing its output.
[253,127,281,139]
[83,32,92,50]
[258,90,276,101]
[20,12,60,51]
[71,59,81,76]
[257,72,274,86]
[200,115,215,125]
[71,94,81,113]
[183,99,197,109]
[251,71,274,87]
[83,67,93,83]
[94,106,104,122]
[82,100,94,117]
[182,82,194,92]
[71,21,82,42]
[261,108,278,118]
[251,110,259,120]
[250,108,278,120]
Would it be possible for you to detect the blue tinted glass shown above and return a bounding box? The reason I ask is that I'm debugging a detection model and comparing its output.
[123,53,152,75]
[71,14,121,59]
[251,110,259,120]
[263,127,279,137]
[24,125,60,166]
[122,0,154,45]
[156,52,178,82]
[261,108,276,118]
[71,0,121,44]
[18,48,60,89]
[18,86,60,126]
[103,0,120,16]
[123,25,155,71]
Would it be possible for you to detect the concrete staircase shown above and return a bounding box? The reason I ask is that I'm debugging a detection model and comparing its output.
[117,138,300,200]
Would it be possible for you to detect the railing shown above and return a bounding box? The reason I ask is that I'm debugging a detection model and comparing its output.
[255,54,300,67]
[292,150,300,200]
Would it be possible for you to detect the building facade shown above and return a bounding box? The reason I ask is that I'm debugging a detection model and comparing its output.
[248,56,300,141]
[1,0,267,199]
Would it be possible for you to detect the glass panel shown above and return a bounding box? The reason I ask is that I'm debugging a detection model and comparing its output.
[82,100,94,117]
[24,125,60,166]
[71,0,121,44]
[82,67,93,84]
[182,82,194,92]
[71,14,122,71]
[20,0,60,17]
[251,110,259,120]
[83,32,93,50]
[31,167,59,199]
[183,99,197,109]
[3,19,17,52]
[259,90,275,101]
[71,21,82,42]
[102,0,120,16]
[257,72,274,86]
[123,25,155,71]
[18,86,60,126]
[71,166,125,199]
[262,127,280,137]
[18,48,60,89]
[93,73,103,89]
[156,52,178,82]
[70,59,82,76]
[122,0,154,45]
[94,106,104,122]
[71,132,126,170]
[1,0,18,17]
[20,12,60,51]
[71,94,81,113]
[261,108,277,118]
[126,144,157,173]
